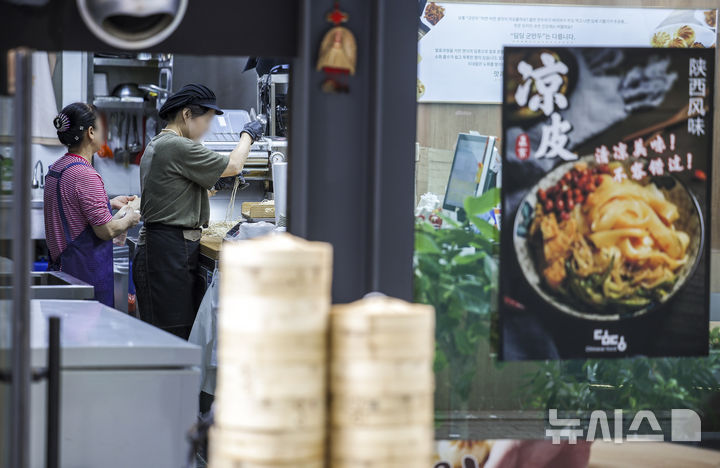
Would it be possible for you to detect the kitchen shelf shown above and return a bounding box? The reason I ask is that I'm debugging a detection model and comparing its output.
[93,98,150,110]
[0,136,59,146]
[93,57,172,68]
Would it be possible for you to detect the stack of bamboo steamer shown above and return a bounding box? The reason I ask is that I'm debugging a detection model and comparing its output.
[329,294,435,468]
[210,233,333,468]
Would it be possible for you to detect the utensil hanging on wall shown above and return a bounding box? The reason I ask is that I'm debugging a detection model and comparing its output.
[134,115,148,165]
[114,112,130,167]
[123,114,131,168]
[97,112,113,158]
[128,114,142,155]
[112,112,123,158]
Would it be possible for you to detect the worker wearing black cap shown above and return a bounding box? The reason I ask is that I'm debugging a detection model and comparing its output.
[133,83,264,339]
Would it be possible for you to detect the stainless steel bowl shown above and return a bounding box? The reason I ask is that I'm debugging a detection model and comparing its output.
[112,83,144,99]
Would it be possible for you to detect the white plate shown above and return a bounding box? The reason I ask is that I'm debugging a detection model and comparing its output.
[512,156,704,321]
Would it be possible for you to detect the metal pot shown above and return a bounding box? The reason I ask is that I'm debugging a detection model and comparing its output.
[112,83,144,99]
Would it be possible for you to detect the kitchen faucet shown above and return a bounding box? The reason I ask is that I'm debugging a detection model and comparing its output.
[32,160,44,189]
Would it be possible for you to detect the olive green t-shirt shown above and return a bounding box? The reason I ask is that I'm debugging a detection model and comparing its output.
[139,132,229,230]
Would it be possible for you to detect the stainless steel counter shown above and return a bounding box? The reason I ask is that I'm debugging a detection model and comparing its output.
[0,271,94,300]
[0,300,201,468]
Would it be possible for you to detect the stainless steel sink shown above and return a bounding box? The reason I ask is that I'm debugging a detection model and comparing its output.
[0,271,94,300]
[0,196,45,239]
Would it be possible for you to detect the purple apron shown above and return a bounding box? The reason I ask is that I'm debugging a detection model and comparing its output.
[47,161,114,307]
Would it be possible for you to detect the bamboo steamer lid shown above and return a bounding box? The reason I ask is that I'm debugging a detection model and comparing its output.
[209,426,324,462]
[217,331,326,363]
[330,359,434,395]
[219,297,329,334]
[330,392,433,426]
[331,296,434,335]
[221,232,333,268]
[220,233,333,296]
[214,394,326,431]
[215,361,325,399]
[331,330,434,360]
[329,425,433,459]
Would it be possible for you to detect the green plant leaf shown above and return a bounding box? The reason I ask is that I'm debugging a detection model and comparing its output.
[439,213,461,228]
[464,188,500,218]
[434,347,449,373]
[469,216,500,243]
[452,252,486,265]
[415,231,441,254]
[453,328,476,356]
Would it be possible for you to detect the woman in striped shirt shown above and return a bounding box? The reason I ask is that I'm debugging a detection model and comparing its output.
[44,102,140,307]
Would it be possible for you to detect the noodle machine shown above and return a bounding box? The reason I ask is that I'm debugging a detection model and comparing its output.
[203,110,288,186]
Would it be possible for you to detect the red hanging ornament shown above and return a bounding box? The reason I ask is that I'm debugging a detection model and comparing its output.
[317,2,357,93]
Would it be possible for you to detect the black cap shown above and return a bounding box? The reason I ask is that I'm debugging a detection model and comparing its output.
[159,83,224,120]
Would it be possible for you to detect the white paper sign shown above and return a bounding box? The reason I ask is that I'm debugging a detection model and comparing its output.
[417,3,717,103]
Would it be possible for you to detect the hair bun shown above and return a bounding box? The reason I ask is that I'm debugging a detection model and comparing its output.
[53,113,70,133]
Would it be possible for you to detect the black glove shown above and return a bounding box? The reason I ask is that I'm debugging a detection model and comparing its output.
[241,120,265,142]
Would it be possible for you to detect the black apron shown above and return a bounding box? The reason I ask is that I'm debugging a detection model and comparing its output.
[133,223,205,339]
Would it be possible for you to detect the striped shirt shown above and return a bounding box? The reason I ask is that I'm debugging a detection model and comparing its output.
[44,153,113,261]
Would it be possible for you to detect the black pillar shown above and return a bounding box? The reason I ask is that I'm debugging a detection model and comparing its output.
[289,0,417,303]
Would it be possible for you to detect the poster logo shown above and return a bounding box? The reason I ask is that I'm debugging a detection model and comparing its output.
[515,133,531,160]
[585,329,627,353]
[546,408,701,443]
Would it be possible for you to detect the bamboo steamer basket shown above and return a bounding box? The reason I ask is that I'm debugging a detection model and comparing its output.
[329,425,434,460]
[330,456,433,468]
[328,296,435,465]
[209,455,323,468]
[330,392,433,426]
[215,360,325,399]
[330,359,434,395]
[220,233,333,298]
[331,329,434,360]
[331,296,434,334]
[330,296,434,360]
[214,393,325,431]
[209,427,324,463]
[219,297,330,334]
[219,234,333,334]
[217,330,326,363]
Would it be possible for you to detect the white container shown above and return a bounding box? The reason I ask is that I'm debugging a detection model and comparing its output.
[271,161,287,228]
[93,72,108,96]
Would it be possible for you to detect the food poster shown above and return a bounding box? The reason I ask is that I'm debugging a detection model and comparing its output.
[417,1,717,103]
[499,47,714,360]
[433,440,492,468]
